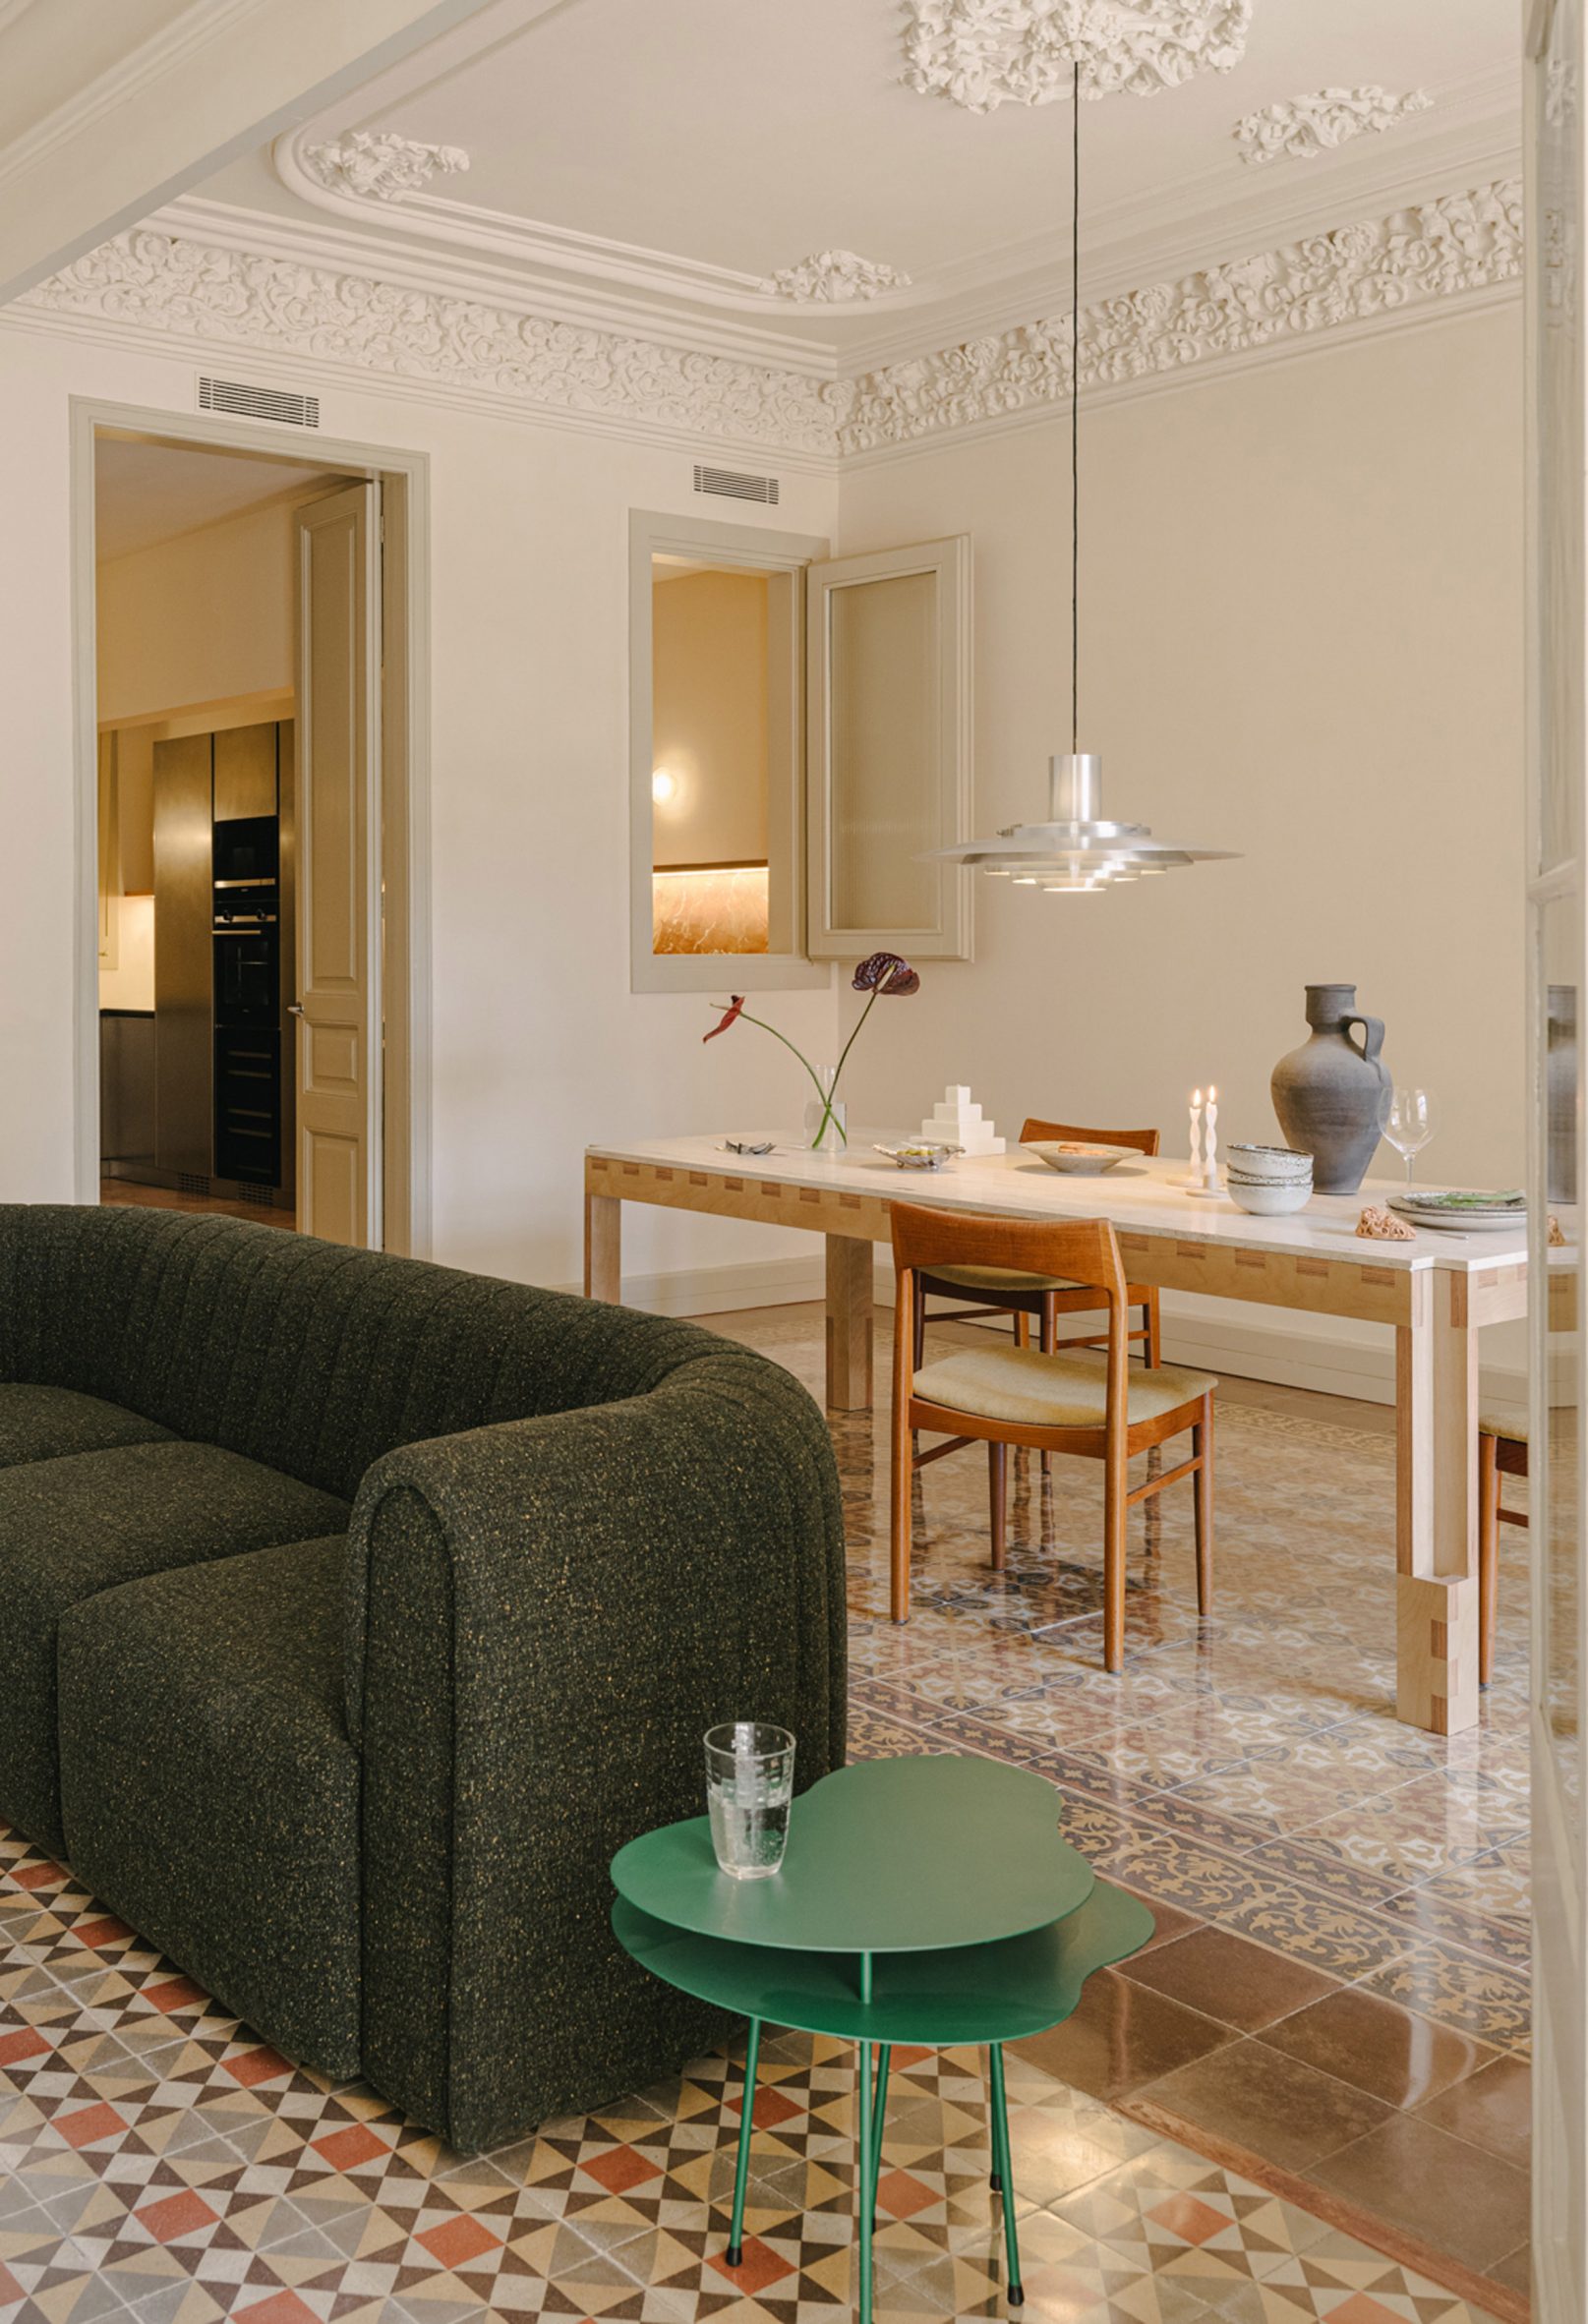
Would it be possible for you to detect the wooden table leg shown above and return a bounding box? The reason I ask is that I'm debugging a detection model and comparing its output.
[826,1235,874,1412]
[584,1192,621,1304]
[1395,1268,1480,1733]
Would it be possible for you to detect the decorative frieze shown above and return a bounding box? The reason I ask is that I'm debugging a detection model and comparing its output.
[1233,87,1434,168]
[23,231,843,455]
[299,131,470,202]
[833,179,1521,452]
[758,250,912,302]
[901,0,1253,111]
[19,180,1521,463]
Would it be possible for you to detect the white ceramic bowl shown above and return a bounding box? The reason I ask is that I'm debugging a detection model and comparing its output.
[1023,1141,1138,1176]
[1226,1179,1313,1216]
[1227,1142,1313,1182]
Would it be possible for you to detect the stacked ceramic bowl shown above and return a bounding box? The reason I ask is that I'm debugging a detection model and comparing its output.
[1225,1142,1314,1216]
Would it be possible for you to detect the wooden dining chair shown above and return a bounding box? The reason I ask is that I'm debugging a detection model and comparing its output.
[891,1200,1215,1671]
[1478,1410,1528,1687]
[913,1120,1163,1375]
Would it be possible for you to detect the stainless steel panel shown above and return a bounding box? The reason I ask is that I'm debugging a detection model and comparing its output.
[212,723,278,822]
[153,732,213,1177]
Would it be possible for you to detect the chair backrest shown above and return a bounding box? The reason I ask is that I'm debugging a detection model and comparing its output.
[890,1199,1134,1433]
[1020,1117,1160,1155]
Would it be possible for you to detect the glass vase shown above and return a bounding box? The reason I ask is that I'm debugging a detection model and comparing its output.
[804,1067,848,1153]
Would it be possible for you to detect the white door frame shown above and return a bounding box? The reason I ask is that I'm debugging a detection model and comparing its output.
[69,396,433,1256]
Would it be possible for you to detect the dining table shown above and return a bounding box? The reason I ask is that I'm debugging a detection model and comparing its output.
[583,1133,1538,1737]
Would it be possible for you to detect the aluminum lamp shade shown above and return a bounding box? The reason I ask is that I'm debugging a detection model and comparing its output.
[925,754,1238,890]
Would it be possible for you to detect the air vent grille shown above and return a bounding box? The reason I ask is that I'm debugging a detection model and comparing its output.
[199,376,321,429]
[693,463,779,505]
[176,1173,210,1196]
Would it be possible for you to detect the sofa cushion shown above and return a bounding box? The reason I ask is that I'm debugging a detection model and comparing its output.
[58,1535,359,2080]
[0,1440,350,1851]
[0,1383,174,1469]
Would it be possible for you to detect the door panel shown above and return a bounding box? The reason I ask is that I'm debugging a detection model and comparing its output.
[805,535,972,960]
[1528,0,1585,2312]
[295,485,380,1248]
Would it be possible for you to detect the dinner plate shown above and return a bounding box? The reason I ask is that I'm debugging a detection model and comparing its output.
[1387,1198,1528,1234]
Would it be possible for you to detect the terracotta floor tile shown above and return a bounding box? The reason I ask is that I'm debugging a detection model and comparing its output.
[1412,2053,1531,2170]
[1258,1986,1498,2108]
[1010,1969,1238,2103]
[1136,2037,1394,2173]
[1121,1928,1338,2033]
[1308,2113,1531,2273]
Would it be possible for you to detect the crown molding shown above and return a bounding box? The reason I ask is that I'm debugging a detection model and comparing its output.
[0,0,269,190]
[12,176,1520,472]
[832,178,1521,454]
[262,60,1517,376]
[17,225,844,461]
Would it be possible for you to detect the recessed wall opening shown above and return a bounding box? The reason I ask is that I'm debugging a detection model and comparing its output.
[650,556,776,957]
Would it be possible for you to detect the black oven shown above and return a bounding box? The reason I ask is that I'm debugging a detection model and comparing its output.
[212,929,278,1027]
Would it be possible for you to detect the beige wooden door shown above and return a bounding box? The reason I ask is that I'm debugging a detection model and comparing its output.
[294,484,382,1248]
[1528,0,1586,2312]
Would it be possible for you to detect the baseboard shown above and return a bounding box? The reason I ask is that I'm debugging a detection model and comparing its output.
[559,1255,1528,1410]
[555,1252,826,1319]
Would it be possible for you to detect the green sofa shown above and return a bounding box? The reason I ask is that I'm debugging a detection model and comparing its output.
[0,1203,846,2149]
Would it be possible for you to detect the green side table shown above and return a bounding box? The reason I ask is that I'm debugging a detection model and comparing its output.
[611,1754,1151,2320]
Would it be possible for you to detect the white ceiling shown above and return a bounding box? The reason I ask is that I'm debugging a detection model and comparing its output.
[94,438,343,563]
[188,0,1519,370]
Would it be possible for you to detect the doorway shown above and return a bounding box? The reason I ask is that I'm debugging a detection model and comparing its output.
[75,405,430,1253]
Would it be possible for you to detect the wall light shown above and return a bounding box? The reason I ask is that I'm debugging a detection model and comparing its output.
[652,768,677,806]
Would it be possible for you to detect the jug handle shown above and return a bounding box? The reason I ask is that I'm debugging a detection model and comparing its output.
[1344,1014,1387,1074]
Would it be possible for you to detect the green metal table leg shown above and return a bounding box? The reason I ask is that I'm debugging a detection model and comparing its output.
[726,2016,761,2268]
[869,2043,892,2228]
[856,2041,874,2324]
[987,2043,1024,2306]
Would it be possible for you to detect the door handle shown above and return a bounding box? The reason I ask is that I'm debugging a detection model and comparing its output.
[287,1003,305,1018]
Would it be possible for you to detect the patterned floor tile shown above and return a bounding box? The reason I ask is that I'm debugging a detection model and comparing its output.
[0,1320,1527,2324]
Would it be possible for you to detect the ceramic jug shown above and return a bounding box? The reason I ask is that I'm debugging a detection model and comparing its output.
[1270,984,1391,1194]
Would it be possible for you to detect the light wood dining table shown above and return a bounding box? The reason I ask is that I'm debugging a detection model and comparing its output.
[584,1135,1534,1737]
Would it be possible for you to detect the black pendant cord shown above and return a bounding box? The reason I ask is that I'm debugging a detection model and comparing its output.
[1070,57,1080,758]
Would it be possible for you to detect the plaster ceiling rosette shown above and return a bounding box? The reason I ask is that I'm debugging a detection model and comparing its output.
[1232,87,1434,167]
[901,0,1253,111]
[758,250,913,303]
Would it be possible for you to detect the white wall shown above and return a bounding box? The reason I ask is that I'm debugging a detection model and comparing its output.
[96,495,299,722]
[0,298,1524,1385]
[835,307,1524,1395]
[0,325,839,1300]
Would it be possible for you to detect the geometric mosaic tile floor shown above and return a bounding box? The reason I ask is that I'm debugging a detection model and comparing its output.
[0,1303,1523,2323]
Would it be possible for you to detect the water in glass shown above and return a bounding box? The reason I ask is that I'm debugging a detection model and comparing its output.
[705,1721,795,1879]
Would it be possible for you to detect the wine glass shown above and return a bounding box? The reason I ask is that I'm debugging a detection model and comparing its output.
[1382,1086,1434,1185]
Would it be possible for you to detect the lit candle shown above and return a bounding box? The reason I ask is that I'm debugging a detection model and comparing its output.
[1189,1089,1204,1183]
[1204,1085,1219,1188]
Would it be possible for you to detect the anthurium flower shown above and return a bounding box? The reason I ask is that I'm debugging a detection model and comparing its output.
[703,996,747,1042]
[701,958,925,1150]
[853,952,919,997]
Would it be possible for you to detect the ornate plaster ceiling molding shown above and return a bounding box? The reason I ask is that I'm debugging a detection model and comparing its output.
[16,180,1519,465]
[299,129,471,203]
[1233,87,1435,168]
[21,230,844,457]
[901,0,1252,112]
[758,250,913,303]
[834,178,1521,453]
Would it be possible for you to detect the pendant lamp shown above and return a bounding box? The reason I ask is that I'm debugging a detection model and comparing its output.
[927,63,1237,893]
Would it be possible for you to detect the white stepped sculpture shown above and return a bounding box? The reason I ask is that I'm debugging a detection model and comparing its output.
[920,1084,1004,1156]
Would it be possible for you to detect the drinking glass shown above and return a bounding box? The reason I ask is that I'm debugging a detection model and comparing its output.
[1382,1086,1434,1185]
[705,1722,795,1879]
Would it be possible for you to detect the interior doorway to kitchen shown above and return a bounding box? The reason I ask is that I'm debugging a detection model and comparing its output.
[79,406,429,1252]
